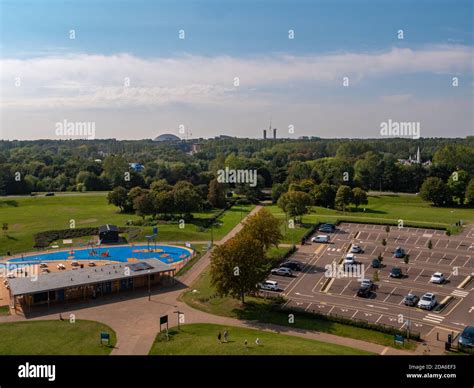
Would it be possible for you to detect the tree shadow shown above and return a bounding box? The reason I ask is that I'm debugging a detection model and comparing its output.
[0,200,18,207]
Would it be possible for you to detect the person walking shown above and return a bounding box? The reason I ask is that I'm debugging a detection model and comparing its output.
[217,332,222,343]
[244,339,248,348]
[223,330,228,343]
[255,337,260,346]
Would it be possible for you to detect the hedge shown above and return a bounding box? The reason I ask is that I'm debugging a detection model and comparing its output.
[33,226,130,248]
[277,305,421,341]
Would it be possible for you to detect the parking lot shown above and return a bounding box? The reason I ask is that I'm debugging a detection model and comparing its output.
[263,223,473,341]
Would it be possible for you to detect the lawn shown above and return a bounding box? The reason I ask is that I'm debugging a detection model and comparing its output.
[0,194,254,255]
[0,320,116,355]
[267,194,474,243]
[149,323,373,355]
[181,268,416,350]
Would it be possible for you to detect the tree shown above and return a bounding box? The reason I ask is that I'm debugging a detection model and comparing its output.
[173,184,202,217]
[210,234,266,304]
[271,183,286,204]
[312,183,336,208]
[466,178,474,206]
[240,208,282,250]
[335,185,353,211]
[133,192,155,219]
[107,186,129,212]
[153,190,175,215]
[351,187,368,209]
[277,190,313,223]
[419,177,451,206]
[447,170,470,205]
[207,178,227,208]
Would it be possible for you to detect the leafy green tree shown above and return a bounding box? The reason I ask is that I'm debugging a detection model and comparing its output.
[207,178,227,208]
[271,183,287,204]
[466,178,474,206]
[133,192,155,219]
[153,190,175,215]
[447,170,470,205]
[335,185,353,211]
[351,187,368,209]
[277,190,313,223]
[210,234,267,303]
[107,186,129,212]
[312,183,336,208]
[419,177,451,206]
[240,208,282,250]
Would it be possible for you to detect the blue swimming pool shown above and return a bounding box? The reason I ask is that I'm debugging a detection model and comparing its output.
[3,244,193,266]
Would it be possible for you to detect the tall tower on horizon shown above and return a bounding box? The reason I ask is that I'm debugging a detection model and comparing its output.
[263,129,267,139]
[416,147,421,164]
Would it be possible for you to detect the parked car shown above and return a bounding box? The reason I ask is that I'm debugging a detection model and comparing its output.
[403,293,419,306]
[343,253,357,269]
[318,223,335,233]
[417,293,437,310]
[430,272,446,284]
[270,267,293,277]
[360,278,375,290]
[393,247,405,258]
[311,235,330,243]
[45,192,55,197]
[279,261,302,271]
[389,266,403,278]
[350,245,364,253]
[371,258,381,268]
[258,280,279,291]
[357,285,372,298]
[458,326,474,352]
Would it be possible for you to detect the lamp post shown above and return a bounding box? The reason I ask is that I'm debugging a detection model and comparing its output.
[148,270,151,301]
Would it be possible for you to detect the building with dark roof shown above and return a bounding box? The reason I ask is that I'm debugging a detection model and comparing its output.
[9,259,175,311]
[152,133,181,142]
[98,224,119,243]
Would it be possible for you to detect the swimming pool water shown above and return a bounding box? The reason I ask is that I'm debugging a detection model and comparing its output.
[3,245,192,266]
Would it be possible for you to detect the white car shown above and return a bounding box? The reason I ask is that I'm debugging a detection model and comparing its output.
[270,267,293,277]
[350,245,364,253]
[344,253,357,265]
[258,280,279,292]
[430,272,446,284]
[311,235,330,243]
[417,293,437,310]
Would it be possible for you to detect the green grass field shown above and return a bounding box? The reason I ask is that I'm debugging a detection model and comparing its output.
[0,194,253,255]
[268,194,474,243]
[149,323,373,355]
[180,267,415,350]
[0,320,116,355]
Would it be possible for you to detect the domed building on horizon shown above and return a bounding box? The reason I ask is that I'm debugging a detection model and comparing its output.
[152,133,181,142]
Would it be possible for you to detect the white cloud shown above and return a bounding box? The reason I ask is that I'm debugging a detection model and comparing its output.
[1,45,472,108]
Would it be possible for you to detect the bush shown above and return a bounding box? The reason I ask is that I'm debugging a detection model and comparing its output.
[33,226,129,248]
[277,305,421,341]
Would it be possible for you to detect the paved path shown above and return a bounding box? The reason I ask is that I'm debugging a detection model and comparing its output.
[0,204,423,355]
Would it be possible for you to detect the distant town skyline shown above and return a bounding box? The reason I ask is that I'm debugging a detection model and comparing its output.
[1,0,472,140]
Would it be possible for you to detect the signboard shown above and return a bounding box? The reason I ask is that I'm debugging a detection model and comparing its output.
[160,315,168,325]
[100,332,110,345]
[394,334,404,345]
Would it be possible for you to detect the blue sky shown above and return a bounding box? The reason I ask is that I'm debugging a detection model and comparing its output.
[0,0,472,139]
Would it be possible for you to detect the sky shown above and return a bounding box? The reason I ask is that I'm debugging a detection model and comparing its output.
[0,0,473,140]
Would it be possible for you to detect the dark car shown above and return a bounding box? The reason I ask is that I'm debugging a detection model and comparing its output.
[459,326,474,352]
[357,285,372,298]
[393,247,405,258]
[403,293,419,306]
[279,261,302,271]
[318,223,335,233]
[371,258,381,268]
[390,266,403,278]
[45,192,55,197]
